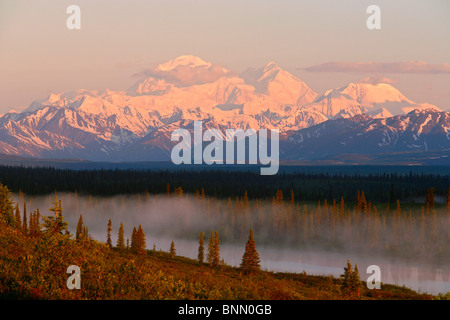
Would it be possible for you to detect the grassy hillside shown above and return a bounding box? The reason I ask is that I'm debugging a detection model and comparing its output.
[0,216,439,300]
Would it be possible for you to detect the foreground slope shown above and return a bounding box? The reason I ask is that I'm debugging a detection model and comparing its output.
[0,216,436,300]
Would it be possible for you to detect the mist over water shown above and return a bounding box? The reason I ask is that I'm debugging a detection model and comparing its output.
[12,192,450,295]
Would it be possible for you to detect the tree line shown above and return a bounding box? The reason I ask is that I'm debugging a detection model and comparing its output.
[0,165,448,204]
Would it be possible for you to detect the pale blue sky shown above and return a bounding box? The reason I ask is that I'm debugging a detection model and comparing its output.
[1,0,449,113]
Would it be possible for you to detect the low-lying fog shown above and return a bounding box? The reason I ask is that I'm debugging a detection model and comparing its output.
[12,192,450,295]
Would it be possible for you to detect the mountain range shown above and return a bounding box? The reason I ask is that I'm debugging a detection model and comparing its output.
[0,55,449,164]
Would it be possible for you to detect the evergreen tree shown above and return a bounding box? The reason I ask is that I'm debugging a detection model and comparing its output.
[14,203,21,230]
[351,264,363,299]
[174,186,183,196]
[28,211,34,236]
[42,197,68,235]
[170,241,176,258]
[130,226,138,253]
[201,187,206,200]
[106,219,113,248]
[340,259,363,299]
[76,214,84,241]
[198,231,204,263]
[0,182,15,226]
[273,189,283,204]
[30,208,41,236]
[340,260,353,297]
[117,222,125,250]
[22,202,28,234]
[136,225,146,255]
[206,231,215,267]
[82,225,89,240]
[212,231,220,267]
[446,187,450,211]
[339,196,345,216]
[240,229,261,273]
[29,211,37,236]
[131,225,146,255]
[36,208,41,235]
[425,187,435,212]
[243,190,249,207]
[356,191,367,213]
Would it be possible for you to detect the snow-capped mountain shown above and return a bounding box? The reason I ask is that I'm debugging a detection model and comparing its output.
[240,61,318,106]
[283,109,450,161]
[0,55,448,162]
[309,82,441,118]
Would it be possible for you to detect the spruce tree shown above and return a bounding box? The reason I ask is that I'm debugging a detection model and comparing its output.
[174,186,183,196]
[82,225,89,240]
[29,211,38,236]
[22,202,28,234]
[339,196,345,216]
[356,191,367,213]
[351,264,363,299]
[106,219,113,248]
[446,187,450,211]
[130,225,146,255]
[0,182,15,226]
[361,191,367,213]
[42,197,68,235]
[198,231,204,263]
[206,231,215,266]
[28,211,34,236]
[340,260,353,297]
[130,226,138,253]
[170,240,176,258]
[36,208,41,235]
[14,204,21,230]
[117,222,125,250]
[213,231,220,267]
[76,214,84,241]
[340,259,363,299]
[240,229,261,273]
[136,225,146,255]
[396,200,401,216]
[31,208,41,236]
[425,187,435,212]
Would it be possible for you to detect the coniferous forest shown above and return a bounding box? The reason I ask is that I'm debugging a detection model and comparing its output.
[0,165,449,300]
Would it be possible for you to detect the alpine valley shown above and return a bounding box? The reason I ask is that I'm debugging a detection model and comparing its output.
[1,55,449,164]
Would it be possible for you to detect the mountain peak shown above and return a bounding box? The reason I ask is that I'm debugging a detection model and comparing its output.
[340,82,411,105]
[264,61,280,69]
[407,107,442,115]
[156,55,212,71]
